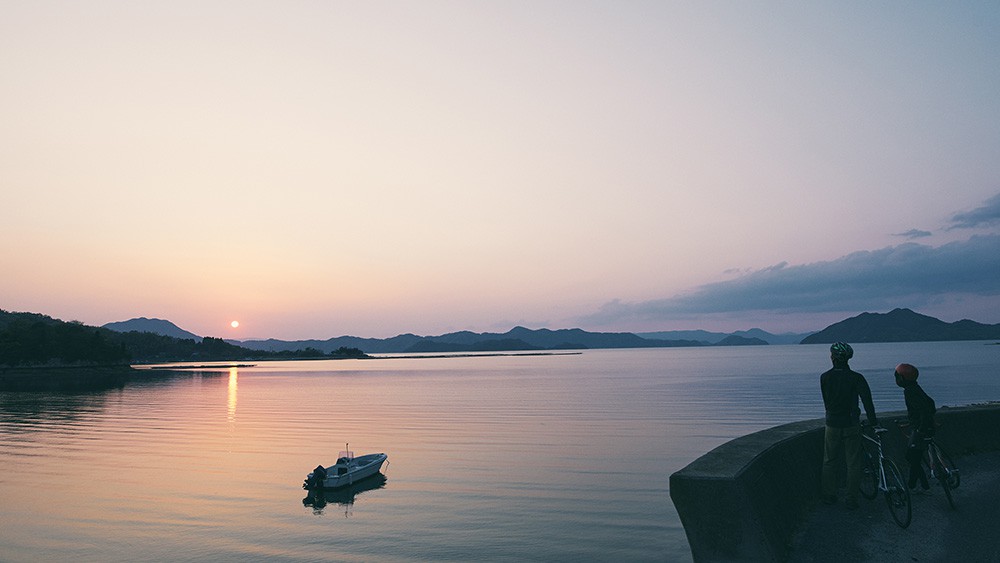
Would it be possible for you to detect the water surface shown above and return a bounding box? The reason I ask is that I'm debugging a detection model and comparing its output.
[1,342,997,561]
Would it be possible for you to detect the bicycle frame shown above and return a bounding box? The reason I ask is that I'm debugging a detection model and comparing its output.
[862,431,889,492]
[861,426,911,528]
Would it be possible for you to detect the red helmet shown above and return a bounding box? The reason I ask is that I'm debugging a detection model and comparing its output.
[895,363,919,381]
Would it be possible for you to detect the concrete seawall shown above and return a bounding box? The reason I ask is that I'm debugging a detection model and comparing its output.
[669,404,1000,562]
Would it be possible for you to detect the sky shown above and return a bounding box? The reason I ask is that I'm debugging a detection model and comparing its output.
[2,1,999,340]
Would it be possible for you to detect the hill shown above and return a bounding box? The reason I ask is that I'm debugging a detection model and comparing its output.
[103,317,202,341]
[800,308,1000,344]
[237,334,426,354]
[732,328,813,345]
[82,307,1000,357]
[1,310,129,366]
[637,328,811,345]
[714,335,768,346]
[1,310,363,367]
[236,326,709,354]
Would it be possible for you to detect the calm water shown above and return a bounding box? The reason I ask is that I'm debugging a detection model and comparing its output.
[1,342,998,562]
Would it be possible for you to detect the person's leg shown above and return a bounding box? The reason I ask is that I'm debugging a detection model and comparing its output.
[906,433,930,490]
[821,426,843,502]
[844,425,862,507]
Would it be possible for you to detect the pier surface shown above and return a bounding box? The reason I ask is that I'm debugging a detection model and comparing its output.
[670,404,1000,562]
[788,449,1000,562]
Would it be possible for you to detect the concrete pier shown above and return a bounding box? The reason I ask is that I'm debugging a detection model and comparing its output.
[669,404,1000,562]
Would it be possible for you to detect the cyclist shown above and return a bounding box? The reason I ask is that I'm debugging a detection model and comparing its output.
[895,363,936,492]
[820,342,878,510]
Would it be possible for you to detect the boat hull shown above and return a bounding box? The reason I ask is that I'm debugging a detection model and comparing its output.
[305,453,387,490]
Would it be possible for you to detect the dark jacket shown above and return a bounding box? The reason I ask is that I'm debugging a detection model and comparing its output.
[903,381,936,437]
[821,365,877,428]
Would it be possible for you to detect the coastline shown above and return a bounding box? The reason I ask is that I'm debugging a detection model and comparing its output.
[371,351,583,360]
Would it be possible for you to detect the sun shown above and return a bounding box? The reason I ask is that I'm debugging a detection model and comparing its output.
[230,320,240,329]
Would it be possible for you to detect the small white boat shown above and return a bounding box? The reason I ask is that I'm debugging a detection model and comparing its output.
[303,445,388,490]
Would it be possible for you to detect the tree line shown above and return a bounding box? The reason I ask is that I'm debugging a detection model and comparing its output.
[0,310,368,367]
[0,316,129,366]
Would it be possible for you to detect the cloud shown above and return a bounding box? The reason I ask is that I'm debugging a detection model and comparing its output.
[894,229,932,239]
[948,192,1000,230]
[581,234,1000,325]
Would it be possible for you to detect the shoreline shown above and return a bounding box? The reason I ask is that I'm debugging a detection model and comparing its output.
[138,363,258,370]
[372,351,583,360]
[135,351,583,368]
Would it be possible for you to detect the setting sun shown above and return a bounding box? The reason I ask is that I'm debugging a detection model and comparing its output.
[230,321,239,328]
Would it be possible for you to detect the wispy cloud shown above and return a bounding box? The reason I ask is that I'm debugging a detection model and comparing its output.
[894,229,933,239]
[948,192,1000,230]
[581,234,1000,325]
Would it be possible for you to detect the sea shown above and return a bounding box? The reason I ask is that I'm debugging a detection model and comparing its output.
[1,341,997,562]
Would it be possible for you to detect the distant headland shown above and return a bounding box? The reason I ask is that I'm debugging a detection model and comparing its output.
[3,308,999,375]
[114,307,997,355]
[0,309,368,372]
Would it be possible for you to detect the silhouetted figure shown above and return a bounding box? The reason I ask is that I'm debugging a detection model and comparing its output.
[894,363,936,491]
[820,342,878,510]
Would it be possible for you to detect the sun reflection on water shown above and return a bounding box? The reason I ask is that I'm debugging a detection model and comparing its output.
[227,367,238,422]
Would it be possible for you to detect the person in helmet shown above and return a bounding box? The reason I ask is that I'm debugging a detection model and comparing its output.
[820,342,878,509]
[895,363,936,491]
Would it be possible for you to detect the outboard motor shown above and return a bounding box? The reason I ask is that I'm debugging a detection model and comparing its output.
[303,464,328,489]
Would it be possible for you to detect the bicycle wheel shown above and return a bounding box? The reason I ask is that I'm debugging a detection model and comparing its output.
[936,445,960,489]
[882,458,911,528]
[860,449,878,500]
[932,445,958,510]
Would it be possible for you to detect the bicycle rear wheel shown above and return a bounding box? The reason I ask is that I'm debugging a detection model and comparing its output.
[883,459,911,528]
[860,449,878,500]
[938,466,955,510]
[937,445,960,489]
[932,444,958,510]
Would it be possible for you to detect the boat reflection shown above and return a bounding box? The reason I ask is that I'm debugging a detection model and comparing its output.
[302,473,387,517]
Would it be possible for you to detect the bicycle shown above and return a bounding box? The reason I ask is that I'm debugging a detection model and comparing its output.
[859,425,911,528]
[898,421,960,510]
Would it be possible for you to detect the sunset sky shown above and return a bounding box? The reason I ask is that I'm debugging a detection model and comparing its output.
[3,2,999,340]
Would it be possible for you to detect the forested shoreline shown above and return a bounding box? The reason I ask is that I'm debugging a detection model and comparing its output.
[0,310,367,368]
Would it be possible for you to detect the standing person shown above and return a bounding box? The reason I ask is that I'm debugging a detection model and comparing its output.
[894,363,936,492]
[820,342,878,509]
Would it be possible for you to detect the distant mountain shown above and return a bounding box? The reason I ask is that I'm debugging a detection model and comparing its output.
[637,328,812,345]
[636,329,724,344]
[732,328,813,345]
[468,326,696,351]
[87,307,1000,356]
[236,326,709,354]
[235,334,426,354]
[103,317,202,341]
[800,308,1000,344]
[405,338,543,353]
[714,335,768,346]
